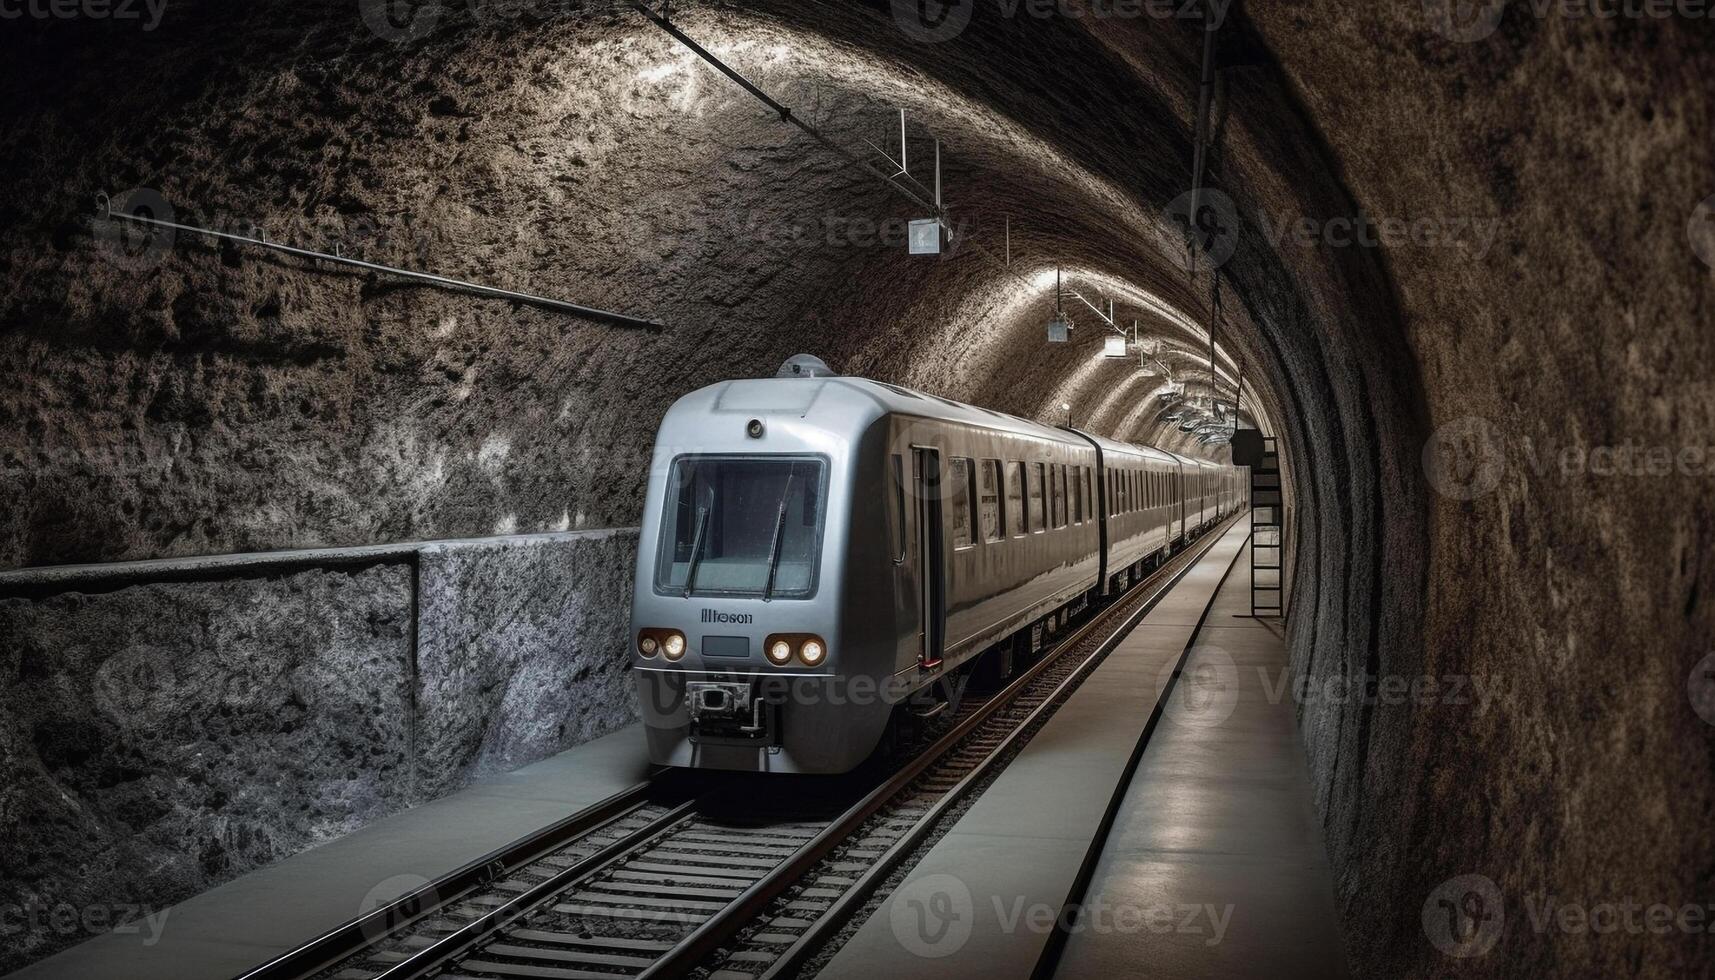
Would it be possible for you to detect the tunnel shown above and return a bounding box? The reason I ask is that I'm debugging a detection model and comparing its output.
[0,0,1711,977]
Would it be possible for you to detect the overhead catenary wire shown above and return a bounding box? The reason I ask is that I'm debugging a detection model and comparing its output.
[629,0,1243,430]
[625,0,1045,300]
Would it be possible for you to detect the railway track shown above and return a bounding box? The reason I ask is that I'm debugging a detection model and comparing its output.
[243,516,1242,980]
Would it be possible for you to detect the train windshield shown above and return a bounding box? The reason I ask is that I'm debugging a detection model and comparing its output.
[656,456,828,599]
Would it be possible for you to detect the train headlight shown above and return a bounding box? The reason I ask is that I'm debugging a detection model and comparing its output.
[798,638,826,667]
[662,632,686,661]
[638,634,659,657]
[767,639,793,666]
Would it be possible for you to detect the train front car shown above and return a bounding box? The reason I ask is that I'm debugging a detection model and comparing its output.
[632,359,1109,775]
[630,359,886,774]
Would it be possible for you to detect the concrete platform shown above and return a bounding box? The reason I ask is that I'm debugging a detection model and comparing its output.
[1053,541,1348,979]
[818,520,1260,979]
[6,727,653,980]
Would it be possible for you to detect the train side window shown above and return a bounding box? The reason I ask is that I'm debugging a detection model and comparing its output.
[1084,467,1094,521]
[890,454,906,563]
[1042,466,1056,528]
[1045,464,1059,530]
[1059,466,1070,527]
[1052,464,1065,528]
[949,457,973,551]
[1071,465,1083,524]
[1051,465,1062,528]
[1007,461,1027,536]
[1029,462,1046,532]
[979,459,1003,542]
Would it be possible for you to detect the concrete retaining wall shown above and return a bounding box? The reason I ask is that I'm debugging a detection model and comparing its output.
[0,528,639,974]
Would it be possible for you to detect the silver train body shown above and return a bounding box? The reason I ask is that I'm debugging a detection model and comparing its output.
[631,370,1245,774]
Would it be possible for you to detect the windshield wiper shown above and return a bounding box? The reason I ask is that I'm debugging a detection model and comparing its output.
[681,503,711,598]
[761,474,797,601]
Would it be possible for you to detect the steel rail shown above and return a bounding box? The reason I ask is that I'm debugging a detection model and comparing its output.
[94,198,666,331]
[750,512,1243,979]
[232,780,655,980]
[264,512,1240,980]
[648,513,1245,978]
[371,800,699,980]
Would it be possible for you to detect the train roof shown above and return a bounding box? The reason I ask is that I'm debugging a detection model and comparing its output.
[665,375,1089,448]
[1071,429,1183,467]
[665,373,1232,466]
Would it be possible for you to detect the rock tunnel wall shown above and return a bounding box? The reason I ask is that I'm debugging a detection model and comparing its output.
[0,1,1711,978]
[0,529,637,973]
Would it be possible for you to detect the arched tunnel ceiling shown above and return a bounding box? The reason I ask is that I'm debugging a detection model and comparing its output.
[3,7,1713,976]
[2,0,1332,563]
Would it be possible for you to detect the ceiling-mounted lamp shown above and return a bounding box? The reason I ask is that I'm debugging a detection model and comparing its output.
[1047,311,1072,343]
[1102,334,1128,358]
[1047,267,1072,343]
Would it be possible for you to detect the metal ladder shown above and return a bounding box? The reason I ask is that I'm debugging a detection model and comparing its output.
[1249,436,1284,617]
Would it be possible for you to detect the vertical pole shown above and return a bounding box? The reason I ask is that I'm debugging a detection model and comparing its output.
[900,107,908,176]
[934,139,942,210]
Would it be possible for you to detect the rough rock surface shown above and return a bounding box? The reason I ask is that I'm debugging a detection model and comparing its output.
[0,530,641,972]
[0,1,1709,978]
[0,565,414,974]
[415,529,640,799]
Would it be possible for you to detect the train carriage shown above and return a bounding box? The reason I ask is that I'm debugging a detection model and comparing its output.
[631,358,1244,774]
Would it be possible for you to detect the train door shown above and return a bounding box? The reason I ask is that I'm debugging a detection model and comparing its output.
[911,447,946,668]
[1174,465,1186,543]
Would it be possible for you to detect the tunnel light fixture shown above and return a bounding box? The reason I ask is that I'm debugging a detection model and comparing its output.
[1103,334,1128,358]
[1047,267,1073,343]
[909,218,941,255]
[1046,312,1072,343]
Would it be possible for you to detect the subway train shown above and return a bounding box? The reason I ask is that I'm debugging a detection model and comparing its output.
[630,356,1246,774]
